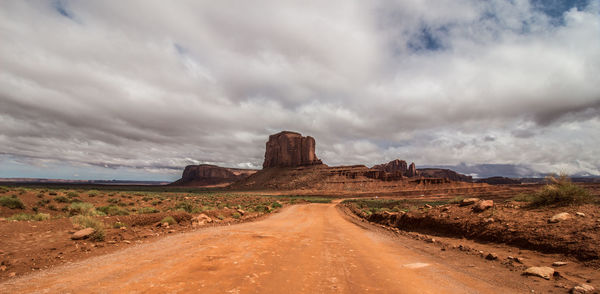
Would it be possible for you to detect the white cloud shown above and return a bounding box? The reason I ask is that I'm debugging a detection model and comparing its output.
[0,0,599,179]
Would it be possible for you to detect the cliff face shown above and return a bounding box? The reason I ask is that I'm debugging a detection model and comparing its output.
[263,131,323,168]
[171,164,257,186]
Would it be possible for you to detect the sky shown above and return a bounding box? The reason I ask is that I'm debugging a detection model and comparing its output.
[0,0,599,181]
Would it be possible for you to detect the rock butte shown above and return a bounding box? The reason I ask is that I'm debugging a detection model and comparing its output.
[263,131,323,168]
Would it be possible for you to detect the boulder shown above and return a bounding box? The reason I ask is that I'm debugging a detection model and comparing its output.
[523,266,554,280]
[485,253,498,260]
[473,200,494,212]
[459,198,480,206]
[263,131,323,168]
[549,212,571,223]
[571,284,595,294]
[71,228,95,240]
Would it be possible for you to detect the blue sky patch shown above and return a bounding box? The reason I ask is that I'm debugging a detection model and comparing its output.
[408,26,445,52]
[531,0,590,23]
[53,0,74,19]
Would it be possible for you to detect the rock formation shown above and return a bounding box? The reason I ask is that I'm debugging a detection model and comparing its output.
[407,162,418,177]
[263,131,323,168]
[372,159,408,173]
[170,164,257,186]
[372,159,419,178]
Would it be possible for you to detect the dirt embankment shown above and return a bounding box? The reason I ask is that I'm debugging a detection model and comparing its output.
[343,201,600,266]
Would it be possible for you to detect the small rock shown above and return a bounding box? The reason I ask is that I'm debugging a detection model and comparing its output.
[120,227,127,231]
[486,253,498,260]
[484,217,495,223]
[162,222,169,227]
[571,284,595,294]
[424,204,432,209]
[236,209,245,215]
[473,200,493,212]
[575,212,585,217]
[168,229,175,233]
[194,214,213,224]
[549,212,571,223]
[552,261,568,267]
[514,257,523,263]
[123,240,131,244]
[523,266,554,280]
[8,272,16,278]
[460,198,480,206]
[0,265,6,271]
[71,228,95,240]
[441,206,450,212]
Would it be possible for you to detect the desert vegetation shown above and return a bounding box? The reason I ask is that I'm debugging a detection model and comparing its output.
[0,184,294,280]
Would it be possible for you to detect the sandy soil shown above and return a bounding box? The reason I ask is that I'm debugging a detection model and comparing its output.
[0,203,563,293]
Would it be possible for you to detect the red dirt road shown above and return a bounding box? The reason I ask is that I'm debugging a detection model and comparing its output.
[1,203,535,293]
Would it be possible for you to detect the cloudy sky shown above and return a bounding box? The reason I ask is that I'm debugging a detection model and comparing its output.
[1,0,599,181]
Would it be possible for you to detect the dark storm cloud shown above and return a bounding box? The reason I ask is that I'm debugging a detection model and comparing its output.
[0,0,599,179]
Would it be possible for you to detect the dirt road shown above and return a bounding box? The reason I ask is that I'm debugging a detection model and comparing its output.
[1,203,534,293]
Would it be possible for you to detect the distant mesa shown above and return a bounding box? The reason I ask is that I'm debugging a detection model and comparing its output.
[476,176,521,185]
[263,131,323,168]
[170,164,257,187]
[417,168,472,182]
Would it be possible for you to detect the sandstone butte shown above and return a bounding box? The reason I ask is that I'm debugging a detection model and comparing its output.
[262,131,323,168]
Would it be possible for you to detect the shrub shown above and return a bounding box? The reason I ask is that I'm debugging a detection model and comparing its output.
[232,212,241,219]
[68,202,97,216]
[107,198,119,204]
[97,205,129,216]
[71,215,105,241]
[138,207,159,214]
[67,192,79,198]
[449,196,465,204]
[36,193,45,198]
[113,221,127,228]
[8,213,50,221]
[54,196,70,203]
[48,191,57,196]
[48,204,57,211]
[531,174,592,206]
[87,190,99,197]
[254,205,270,213]
[512,193,534,202]
[161,216,176,225]
[142,196,153,201]
[175,201,194,213]
[216,214,225,220]
[271,202,282,209]
[0,196,25,209]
